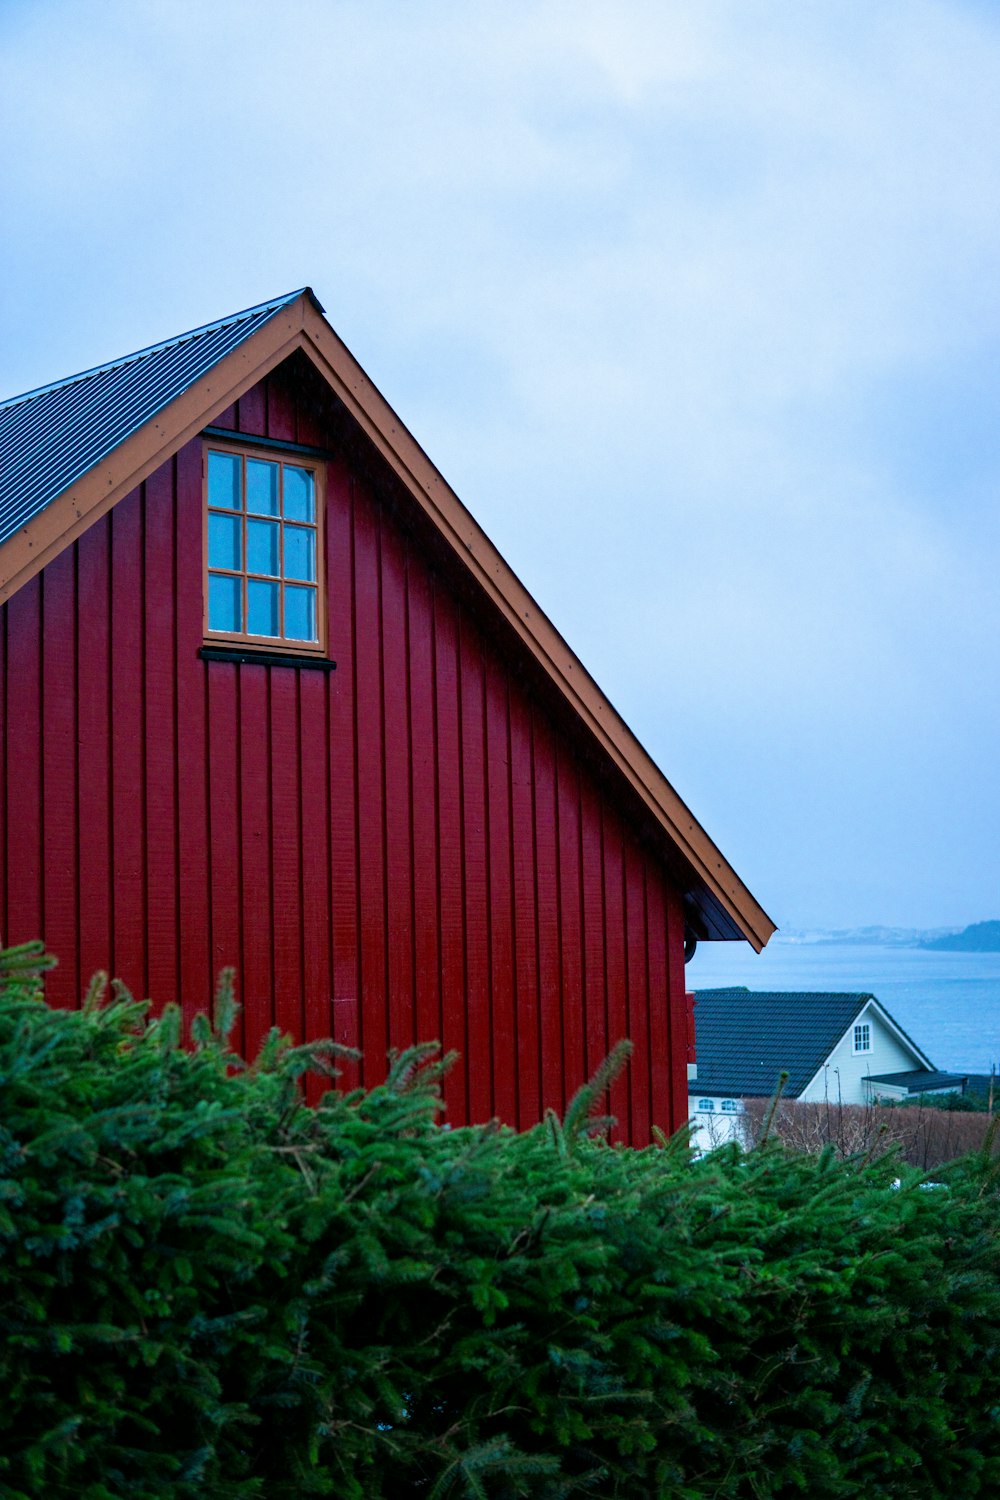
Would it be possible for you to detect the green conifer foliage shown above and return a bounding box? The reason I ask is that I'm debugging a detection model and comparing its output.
[3,941,1000,1497]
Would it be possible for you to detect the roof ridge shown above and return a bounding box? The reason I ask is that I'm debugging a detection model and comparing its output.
[0,289,317,412]
[695,987,873,999]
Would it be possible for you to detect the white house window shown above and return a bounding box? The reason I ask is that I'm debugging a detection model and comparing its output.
[853,1022,871,1054]
[697,1098,715,1112]
[721,1099,738,1113]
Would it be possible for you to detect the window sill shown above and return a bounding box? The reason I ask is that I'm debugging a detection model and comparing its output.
[200,645,337,671]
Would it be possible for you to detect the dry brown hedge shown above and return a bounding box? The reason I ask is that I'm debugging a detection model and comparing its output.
[739,1094,1000,1169]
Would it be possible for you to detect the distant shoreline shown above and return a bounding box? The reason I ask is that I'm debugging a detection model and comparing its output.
[780,920,1000,954]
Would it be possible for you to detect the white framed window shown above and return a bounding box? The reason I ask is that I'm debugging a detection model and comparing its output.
[853,1022,871,1054]
[721,1099,739,1113]
[697,1098,715,1112]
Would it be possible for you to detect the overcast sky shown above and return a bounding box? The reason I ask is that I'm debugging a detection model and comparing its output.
[1,0,997,933]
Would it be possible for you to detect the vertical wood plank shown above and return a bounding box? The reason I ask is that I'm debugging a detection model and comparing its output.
[580,779,607,1102]
[270,668,304,1042]
[299,667,332,1101]
[266,369,297,444]
[624,838,651,1147]
[296,381,327,449]
[327,459,361,1091]
[5,578,43,949]
[665,884,689,1135]
[239,665,273,1060]
[41,548,79,1007]
[354,484,388,1086]
[556,745,585,1112]
[212,402,237,430]
[602,805,629,1142]
[434,588,467,1125]
[407,564,441,1056]
[174,439,212,1029]
[207,662,243,1051]
[484,658,516,1125]
[76,520,112,988]
[143,458,179,1014]
[532,714,562,1117]
[236,382,266,438]
[110,488,147,1000]
[381,524,415,1054]
[646,864,672,1135]
[459,619,491,1122]
[0,604,6,944]
[509,689,539,1129]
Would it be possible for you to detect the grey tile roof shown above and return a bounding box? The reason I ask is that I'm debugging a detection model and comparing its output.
[867,1070,966,1093]
[692,987,874,1098]
[0,290,310,548]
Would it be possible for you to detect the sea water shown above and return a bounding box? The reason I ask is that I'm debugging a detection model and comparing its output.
[686,936,1000,1075]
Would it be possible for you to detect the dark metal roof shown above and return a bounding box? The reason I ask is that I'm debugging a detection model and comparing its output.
[692,987,876,1098]
[0,289,316,548]
[867,1070,967,1093]
[964,1074,997,1097]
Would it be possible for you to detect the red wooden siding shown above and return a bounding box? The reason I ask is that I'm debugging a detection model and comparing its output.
[0,359,690,1139]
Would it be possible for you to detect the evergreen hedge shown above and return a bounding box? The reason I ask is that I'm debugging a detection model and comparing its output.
[3,940,1000,1498]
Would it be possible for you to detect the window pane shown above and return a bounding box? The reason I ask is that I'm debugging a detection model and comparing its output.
[248,579,280,637]
[284,465,315,522]
[284,524,316,581]
[246,459,279,515]
[208,573,242,632]
[208,451,241,510]
[247,517,280,576]
[284,584,317,641]
[208,511,241,571]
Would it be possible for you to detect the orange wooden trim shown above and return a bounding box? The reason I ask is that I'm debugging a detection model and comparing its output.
[0,307,308,608]
[0,292,775,950]
[294,307,776,951]
[202,436,328,657]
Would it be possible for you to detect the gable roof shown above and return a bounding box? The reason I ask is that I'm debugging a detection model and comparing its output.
[0,290,311,547]
[0,289,776,951]
[692,987,933,1097]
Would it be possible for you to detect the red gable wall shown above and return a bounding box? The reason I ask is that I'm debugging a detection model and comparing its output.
[0,359,690,1140]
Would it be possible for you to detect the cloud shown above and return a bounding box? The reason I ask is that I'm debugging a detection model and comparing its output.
[1,0,997,927]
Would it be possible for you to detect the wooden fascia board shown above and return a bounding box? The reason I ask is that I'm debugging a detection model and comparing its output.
[0,304,309,607]
[295,306,775,951]
[0,293,774,950]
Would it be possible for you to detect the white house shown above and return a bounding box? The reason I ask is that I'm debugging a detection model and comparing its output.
[688,987,966,1151]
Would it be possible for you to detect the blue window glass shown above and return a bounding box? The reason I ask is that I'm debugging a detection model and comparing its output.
[208,574,242,632]
[246,459,279,515]
[284,525,316,582]
[208,451,241,509]
[207,447,322,647]
[283,465,315,522]
[248,579,280,637]
[247,517,280,576]
[208,512,241,571]
[284,585,317,641]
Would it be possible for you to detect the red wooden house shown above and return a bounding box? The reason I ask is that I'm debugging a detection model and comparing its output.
[0,289,774,1139]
